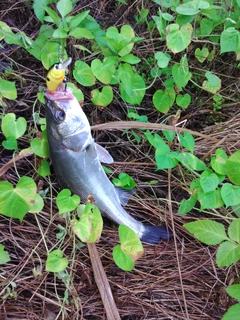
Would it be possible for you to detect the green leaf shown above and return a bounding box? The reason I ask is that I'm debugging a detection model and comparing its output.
[155,144,178,170]
[211,148,227,175]
[119,225,144,260]
[33,0,49,23]
[118,64,146,105]
[52,28,68,39]
[68,10,90,28]
[153,88,175,113]
[226,284,240,300]
[56,189,80,214]
[2,136,18,150]
[113,225,144,271]
[57,0,72,18]
[1,113,26,140]
[171,152,206,171]
[200,18,213,36]
[91,86,113,107]
[184,220,228,245]
[0,244,10,264]
[155,52,171,68]
[222,304,240,320]
[112,173,136,190]
[178,194,198,214]
[176,93,191,109]
[29,193,44,213]
[69,27,94,39]
[73,60,95,86]
[198,189,224,210]
[66,82,84,102]
[195,47,209,63]
[41,42,60,69]
[31,129,50,158]
[226,150,240,185]
[178,132,195,153]
[112,245,134,271]
[176,0,210,15]
[200,169,219,193]
[42,5,61,26]
[228,219,240,243]
[72,203,103,243]
[91,58,115,84]
[37,159,50,177]
[202,72,221,94]
[120,54,141,64]
[0,78,17,100]
[166,23,193,53]
[0,177,37,221]
[220,27,240,53]
[221,183,240,208]
[216,241,240,267]
[46,249,68,273]
[172,55,192,91]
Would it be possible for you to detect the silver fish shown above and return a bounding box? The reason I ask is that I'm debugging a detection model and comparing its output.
[45,90,171,244]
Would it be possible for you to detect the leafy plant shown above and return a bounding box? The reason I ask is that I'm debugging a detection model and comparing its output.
[113,225,144,271]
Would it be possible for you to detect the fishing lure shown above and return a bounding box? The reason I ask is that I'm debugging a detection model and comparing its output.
[46,57,72,91]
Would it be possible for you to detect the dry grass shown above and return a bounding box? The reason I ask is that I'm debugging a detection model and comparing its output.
[1,1,240,319]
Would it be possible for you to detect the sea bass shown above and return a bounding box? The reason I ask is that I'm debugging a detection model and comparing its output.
[45,90,171,244]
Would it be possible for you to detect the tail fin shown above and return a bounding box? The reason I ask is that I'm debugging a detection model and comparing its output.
[140,224,172,244]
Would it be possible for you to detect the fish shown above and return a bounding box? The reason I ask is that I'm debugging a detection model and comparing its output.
[45,89,172,244]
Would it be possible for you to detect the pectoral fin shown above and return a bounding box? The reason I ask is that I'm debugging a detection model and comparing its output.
[95,143,113,164]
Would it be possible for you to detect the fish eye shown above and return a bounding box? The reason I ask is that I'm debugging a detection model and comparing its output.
[54,109,65,122]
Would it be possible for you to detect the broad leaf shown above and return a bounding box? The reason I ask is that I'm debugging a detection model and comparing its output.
[184,220,228,245]
[216,241,240,267]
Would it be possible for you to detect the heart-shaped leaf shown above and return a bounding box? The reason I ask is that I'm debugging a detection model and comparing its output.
[2,137,18,150]
[72,203,103,243]
[31,129,50,158]
[91,58,115,84]
[202,72,221,93]
[46,249,68,273]
[91,86,113,107]
[0,177,37,221]
[56,189,80,214]
[73,60,95,86]
[166,23,193,53]
[195,47,209,62]
[153,88,175,113]
[176,93,191,109]
[1,113,26,139]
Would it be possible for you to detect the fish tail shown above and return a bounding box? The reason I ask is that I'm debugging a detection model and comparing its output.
[140,225,172,244]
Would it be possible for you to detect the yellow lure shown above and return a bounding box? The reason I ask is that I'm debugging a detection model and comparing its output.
[46,57,72,91]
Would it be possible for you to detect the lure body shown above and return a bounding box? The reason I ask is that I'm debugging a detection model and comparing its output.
[46,57,72,91]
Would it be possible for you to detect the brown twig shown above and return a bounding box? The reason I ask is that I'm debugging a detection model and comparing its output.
[91,121,219,142]
[87,243,121,320]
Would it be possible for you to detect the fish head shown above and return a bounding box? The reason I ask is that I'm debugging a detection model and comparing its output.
[45,96,92,151]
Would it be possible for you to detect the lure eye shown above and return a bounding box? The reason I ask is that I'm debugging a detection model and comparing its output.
[54,64,59,69]
[54,109,65,122]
